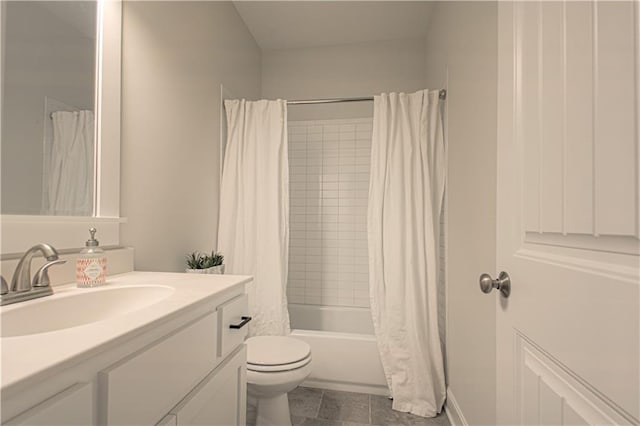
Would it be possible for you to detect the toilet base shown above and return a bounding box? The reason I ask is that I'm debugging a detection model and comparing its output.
[253,393,291,426]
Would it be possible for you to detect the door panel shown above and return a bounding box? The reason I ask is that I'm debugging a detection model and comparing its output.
[517,335,629,426]
[497,1,639,425]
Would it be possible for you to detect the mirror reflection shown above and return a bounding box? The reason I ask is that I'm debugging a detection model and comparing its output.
[1,1,97,216]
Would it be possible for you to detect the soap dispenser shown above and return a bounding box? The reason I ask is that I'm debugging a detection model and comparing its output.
[76,227,107,287]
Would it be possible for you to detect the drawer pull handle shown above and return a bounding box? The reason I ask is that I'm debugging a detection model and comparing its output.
[229,316,252,329]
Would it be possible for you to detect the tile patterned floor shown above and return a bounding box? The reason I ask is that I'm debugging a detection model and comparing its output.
[248,387,451,426]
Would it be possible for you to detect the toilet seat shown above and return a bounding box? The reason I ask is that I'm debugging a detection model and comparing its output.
[246,336,311,373]
[248,355,311,372]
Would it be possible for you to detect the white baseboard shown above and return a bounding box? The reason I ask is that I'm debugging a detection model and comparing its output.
[301,378,389,396]
[445,388,468,426]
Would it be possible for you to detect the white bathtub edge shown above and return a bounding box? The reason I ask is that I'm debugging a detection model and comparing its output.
[291,329,375,341]
[302,378,389,396]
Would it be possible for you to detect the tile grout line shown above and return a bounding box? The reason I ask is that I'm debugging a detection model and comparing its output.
[315,389,324,419]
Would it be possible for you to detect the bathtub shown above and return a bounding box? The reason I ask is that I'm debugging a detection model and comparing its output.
[288,304,388,395]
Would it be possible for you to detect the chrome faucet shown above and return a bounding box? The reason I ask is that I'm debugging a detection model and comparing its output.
[1,276,8,295]
[2,244,66,306]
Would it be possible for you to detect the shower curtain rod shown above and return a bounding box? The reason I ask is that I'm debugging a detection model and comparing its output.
[286,89,447,105]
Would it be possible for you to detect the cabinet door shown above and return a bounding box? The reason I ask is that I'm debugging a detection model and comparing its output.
[100,311,218,425]
[172,345,247,426]
[5,383,92,426]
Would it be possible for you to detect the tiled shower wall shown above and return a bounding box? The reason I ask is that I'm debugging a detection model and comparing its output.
[287,118,372,308]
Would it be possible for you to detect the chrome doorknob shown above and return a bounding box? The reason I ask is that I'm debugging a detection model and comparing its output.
[479,271,511,298]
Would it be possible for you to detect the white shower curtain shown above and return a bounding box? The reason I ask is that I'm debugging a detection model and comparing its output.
[218,99,290,336]
[368,90,446,417]
[46,110,94,215]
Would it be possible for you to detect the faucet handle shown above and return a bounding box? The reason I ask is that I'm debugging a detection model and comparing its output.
[1,276,8,295]
[32,259,66,288]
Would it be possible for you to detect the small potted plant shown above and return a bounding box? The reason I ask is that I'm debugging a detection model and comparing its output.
[185,251,225,274]
[185,251,208,273]
[204,251,225,274]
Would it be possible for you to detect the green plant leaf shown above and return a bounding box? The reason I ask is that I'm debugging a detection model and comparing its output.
[186,251,206,269]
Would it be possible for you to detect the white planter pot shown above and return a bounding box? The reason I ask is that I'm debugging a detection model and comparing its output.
[185,265,224,274]
[207,264,225,274]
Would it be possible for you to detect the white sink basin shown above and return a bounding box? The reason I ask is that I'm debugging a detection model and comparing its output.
[1,285,174,338]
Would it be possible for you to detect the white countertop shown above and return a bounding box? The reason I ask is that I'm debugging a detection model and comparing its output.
[1,271,252,392]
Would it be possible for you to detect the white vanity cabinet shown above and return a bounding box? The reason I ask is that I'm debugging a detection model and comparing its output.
[100,294,250,426]
[1,273,252,426]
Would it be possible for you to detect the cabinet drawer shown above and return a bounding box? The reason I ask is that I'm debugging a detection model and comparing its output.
[99,312,218,425]
[218,294,249,358]
[171,345,247,426]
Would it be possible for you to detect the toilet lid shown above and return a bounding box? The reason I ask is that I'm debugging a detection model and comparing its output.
[246,336,311,366]
[247,355,311,373]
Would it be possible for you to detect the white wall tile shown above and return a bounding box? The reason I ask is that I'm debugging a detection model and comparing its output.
[291,182,307,192]
[353,298,370,308]
[290,263,306,272]
[322,246,339,257]
[354,256,368,265]
[354,280,369,290]
[307,247,321,256]
[289,126,307,135]
[338,247,355,257]
[323,271,338,281]
[306,222,321,232]
[308,133,323,142]
[290,238,306,247]
[290,271,306,280]
[322,231,338,240]
[322,281,338,289]
[289,279,305,288]
[288,118,372,308]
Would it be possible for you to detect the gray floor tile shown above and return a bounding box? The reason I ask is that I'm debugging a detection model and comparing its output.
[429,413,451,426]
[251,386,450,426]
[291,415,307,425]
[289,387,324,418]
[317,390,370,424]
[370,395,450,426]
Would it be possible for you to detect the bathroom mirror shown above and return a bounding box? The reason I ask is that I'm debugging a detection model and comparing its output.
[1,1,97,216]
[0,0,122,254]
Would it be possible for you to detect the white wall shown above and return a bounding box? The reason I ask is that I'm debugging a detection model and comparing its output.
[261,38,427,120]
[120,1,261,272]
[423,2,498,425]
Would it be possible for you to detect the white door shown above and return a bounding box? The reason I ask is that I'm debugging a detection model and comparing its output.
[496,2,639,425]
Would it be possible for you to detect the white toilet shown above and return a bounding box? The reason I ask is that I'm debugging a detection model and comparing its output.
[246,336,312,426]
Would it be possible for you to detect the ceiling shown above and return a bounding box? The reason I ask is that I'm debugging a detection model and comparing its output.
[232,1,433,50]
